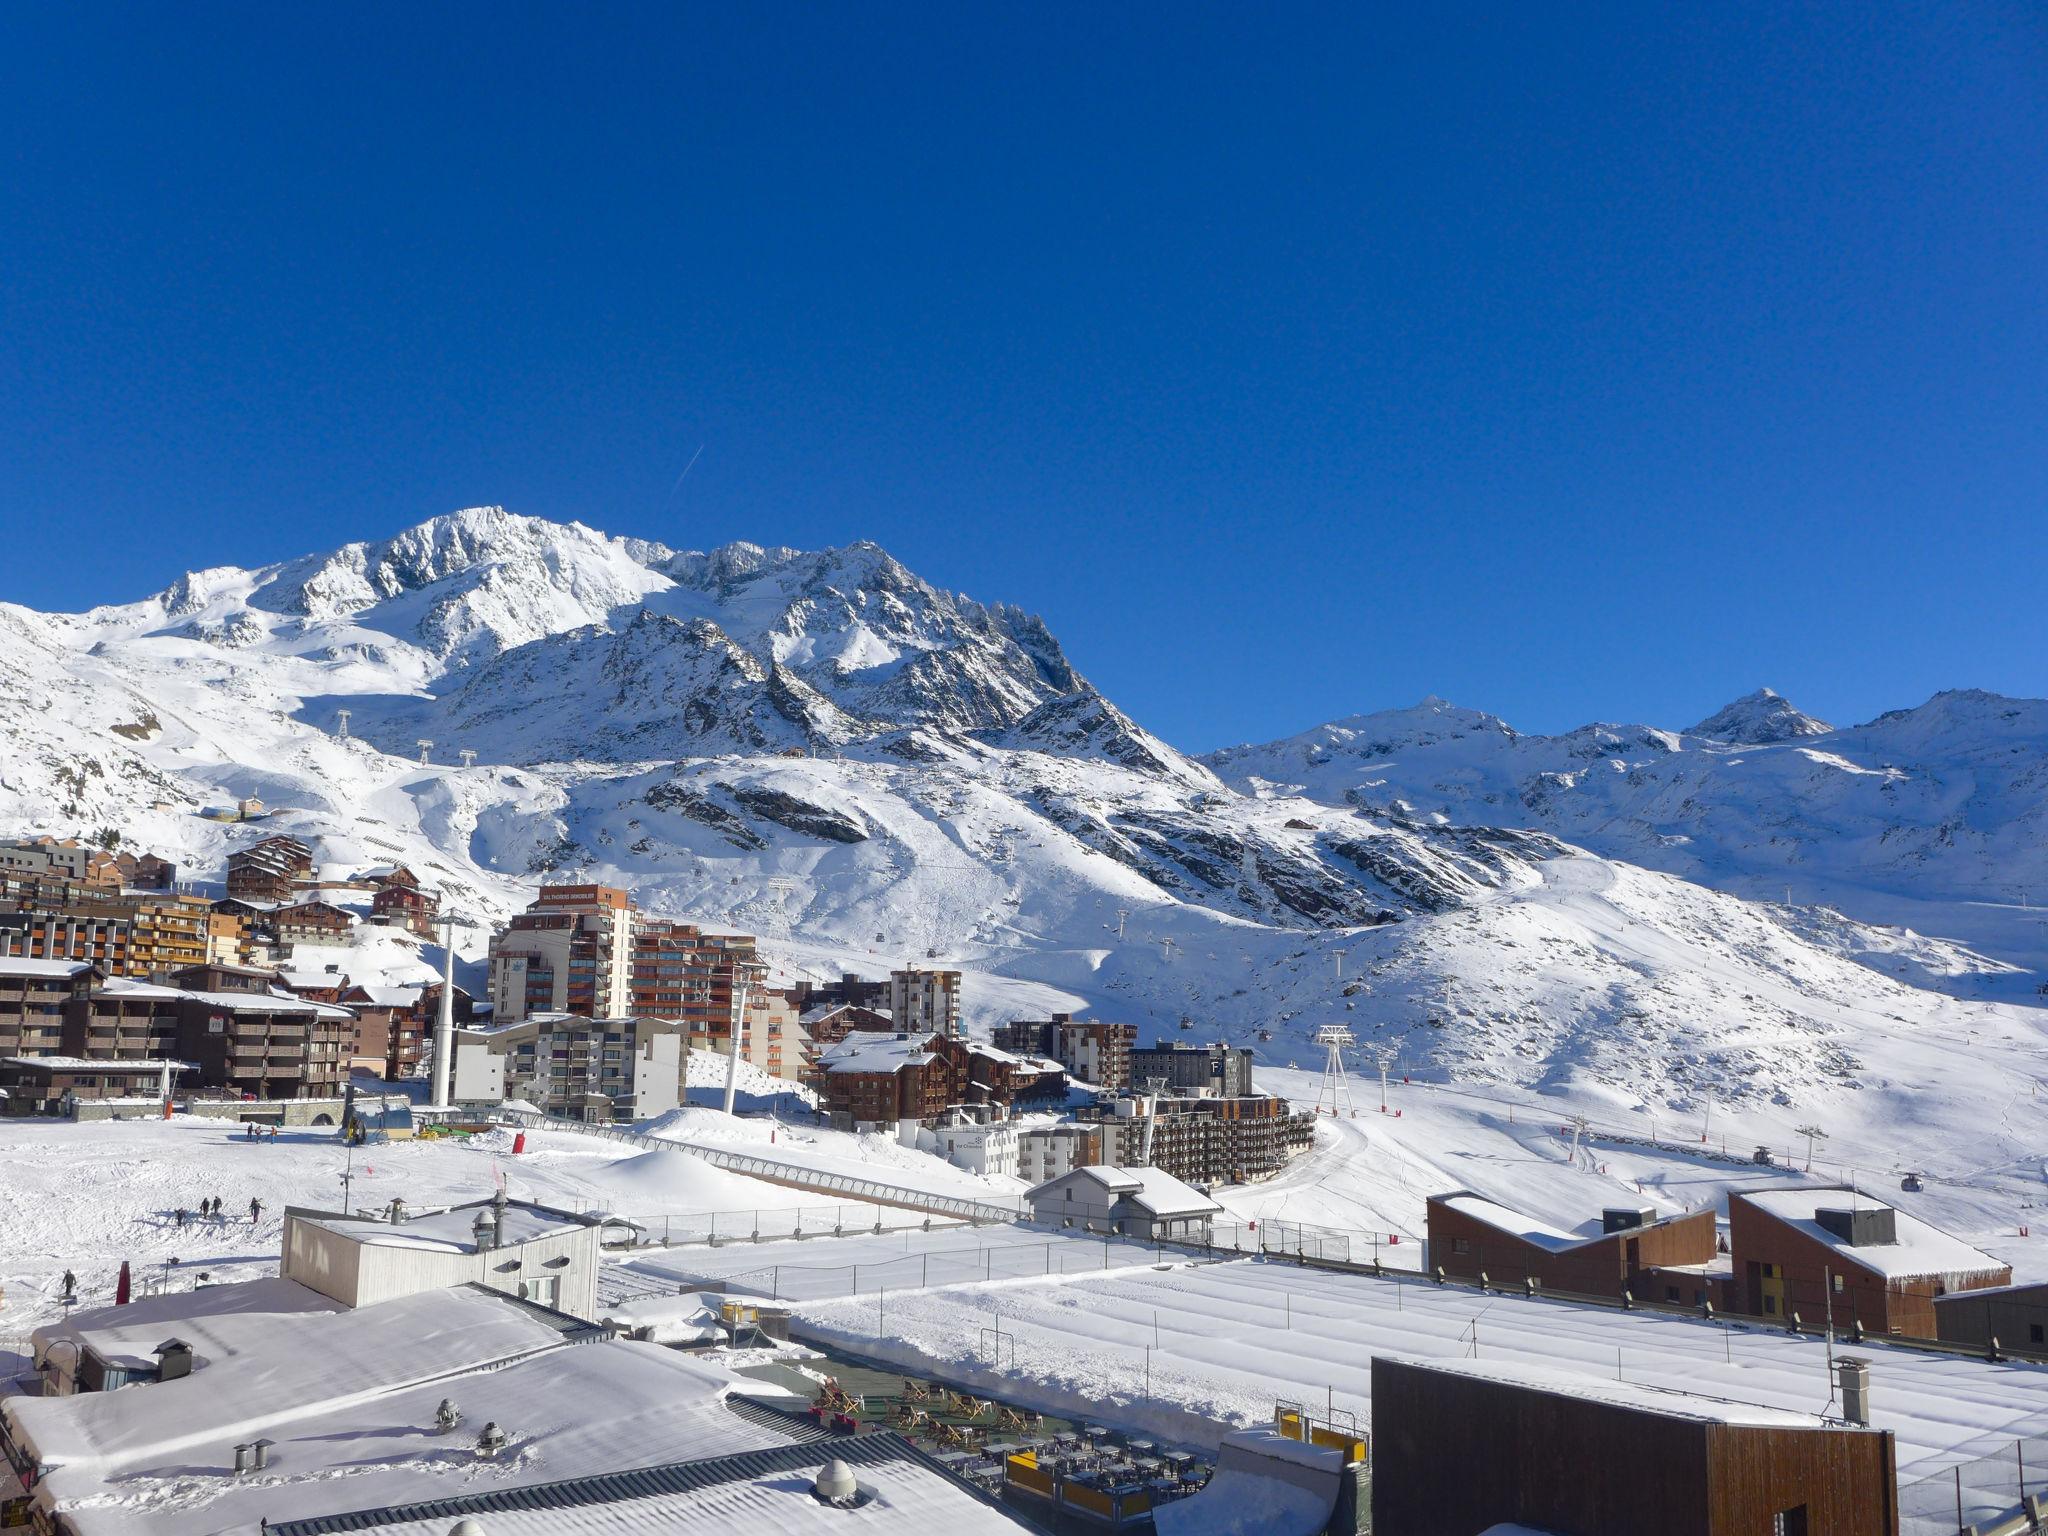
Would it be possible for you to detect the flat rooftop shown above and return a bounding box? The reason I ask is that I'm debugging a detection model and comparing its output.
[269,1433,1034,1536]
[292,1200,592,1253]
[23,1331,803,1536]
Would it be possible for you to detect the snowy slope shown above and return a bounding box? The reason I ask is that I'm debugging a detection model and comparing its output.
[0,507,2043,1172]
[1206,691,2048,983]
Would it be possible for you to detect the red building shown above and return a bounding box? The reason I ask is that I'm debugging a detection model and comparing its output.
[1728,1188,2009,1338]
[367,868,439,939]
[1426,1193,1726,1305]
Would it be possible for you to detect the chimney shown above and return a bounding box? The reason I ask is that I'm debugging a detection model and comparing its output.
[1835,1356,1871,1426]
[234,1444,253,1475]
[152,1338,194,1382]
[492,1188,507,1251]
[1816,1206,1896,1247]
[251,1439,274,1471]
[471,1209,495,1252]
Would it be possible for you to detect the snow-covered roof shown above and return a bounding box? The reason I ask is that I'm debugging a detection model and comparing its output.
[282,1434,1034,1536]
[1118,1165,1224,1219]
[30,1276,343,1373]
[27,1337,797,1536]
[797,1001,891,1025]
[601,1291,727,1346]
[183,987,356,1019]
[1434,1193,1594,1253]
[0,956,95,980]
[1380,1354,1833,1428]
[1040,1164,1221,1218]
[345,983,422,1007]
[0,1055,191,1072]
[1739,1188,2009,1283]
[4,1284,570,1475]
[294,1200,590,1253]
[816,1033,936,1074]
[91,975,355,1017]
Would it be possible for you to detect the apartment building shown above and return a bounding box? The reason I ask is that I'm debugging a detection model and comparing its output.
[888,966,962,1037]
[487,885,636,1023]
[0,1056,187,1116]
[814,1031,1063,1128]
[1132,1040,1256,1098]
[992,1013,1137,1089]
[226,835,315,904]
[1016,1121,1104,1183]
[363,865,440,938]
[1084,1091,1315,1186]
[629,919,757,1041]
[0,903,131,973]
[331,980,468,1080]
[799,1001,896,1045]
[0,890,210,977]
[0,838,121,887]
[785,972,890,1014]
[58,963,352,1099]
[0,957,101,1058]
[274,899,355,949]
[451,1013,685,1122]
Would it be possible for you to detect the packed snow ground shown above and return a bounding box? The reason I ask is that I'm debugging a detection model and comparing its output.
[0,1115,931,1338]
[793,1254,2048,1479]
[1235,1064,2048,1283]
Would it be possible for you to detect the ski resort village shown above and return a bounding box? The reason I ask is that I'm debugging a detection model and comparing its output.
[2,514,2047,1536]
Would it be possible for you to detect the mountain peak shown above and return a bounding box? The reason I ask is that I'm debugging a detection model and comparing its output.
[1688,688,1832,744]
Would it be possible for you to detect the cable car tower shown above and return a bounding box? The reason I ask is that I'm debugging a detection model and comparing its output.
[1313,1024,1359,1118]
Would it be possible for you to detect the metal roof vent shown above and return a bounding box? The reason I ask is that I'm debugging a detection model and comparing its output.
[449,1521,487,1536]
[812,1459,871,1508]
[475,1422,508,1459]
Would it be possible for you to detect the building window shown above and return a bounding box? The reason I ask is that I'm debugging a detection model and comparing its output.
[2031,1324,2044,1345]
[1452,1238,1470,1256]
[1774,1506,1808,1536]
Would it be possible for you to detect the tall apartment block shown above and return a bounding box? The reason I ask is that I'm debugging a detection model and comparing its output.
[991,1013,1137,1089]
[486,885,637,1023]
[889,965,962,1037]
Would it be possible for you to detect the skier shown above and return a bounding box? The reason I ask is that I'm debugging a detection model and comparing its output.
[249,1197,263,1224]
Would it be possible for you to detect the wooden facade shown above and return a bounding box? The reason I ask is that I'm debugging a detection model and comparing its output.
[1426,1194,1723,1304]
[1727,1192,2010,1339]
[1933,1283,2048,1352]
[1371,1356,1899,1536]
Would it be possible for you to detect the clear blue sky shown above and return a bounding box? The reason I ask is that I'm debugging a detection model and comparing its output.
[2,5,2042,750]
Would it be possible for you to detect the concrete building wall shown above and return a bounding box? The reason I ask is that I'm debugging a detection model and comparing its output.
[281,1210,601,1319]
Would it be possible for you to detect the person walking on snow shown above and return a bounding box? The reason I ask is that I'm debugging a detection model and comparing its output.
[174,1207,187,1228]
[249,1198,263,1224]
[61,1270,76,1301]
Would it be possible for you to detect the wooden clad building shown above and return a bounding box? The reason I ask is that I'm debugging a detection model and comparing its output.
[1370,1354,1899,1536]
[1728,1189,2010,1339]
[1426,1192,1727,1305]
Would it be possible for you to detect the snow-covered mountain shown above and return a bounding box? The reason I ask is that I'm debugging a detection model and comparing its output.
[1206,690,2048,984]
[1,508,2044,1136]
